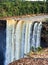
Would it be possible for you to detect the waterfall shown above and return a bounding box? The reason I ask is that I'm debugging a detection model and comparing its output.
[15,20,24,60]
[11,20,17,62]
[36,22,42,48]
[5,20,42,65]
[24,22,32,54]
[20,22,26,58]
[24,22,29,54]
[27,22,33,53]
[5,19,15,65]
[32,23,38,50]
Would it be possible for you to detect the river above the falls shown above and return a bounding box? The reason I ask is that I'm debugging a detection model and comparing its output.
[12,15,48,22]
[0,15,48,22]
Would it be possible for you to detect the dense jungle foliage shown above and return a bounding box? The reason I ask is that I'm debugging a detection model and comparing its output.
[0,0,48,17]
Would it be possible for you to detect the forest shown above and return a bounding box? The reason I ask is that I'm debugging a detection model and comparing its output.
[0,0,48,17]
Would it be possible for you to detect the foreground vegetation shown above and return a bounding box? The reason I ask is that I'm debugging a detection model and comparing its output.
[28,48,48,58]
[0,1,48,17]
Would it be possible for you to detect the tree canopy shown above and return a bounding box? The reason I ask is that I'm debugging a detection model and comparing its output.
[0,1,48,17]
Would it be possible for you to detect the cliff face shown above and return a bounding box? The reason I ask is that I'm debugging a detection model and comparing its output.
[0,20,6,29]
[41,21,48,48]
[0,20,6,65]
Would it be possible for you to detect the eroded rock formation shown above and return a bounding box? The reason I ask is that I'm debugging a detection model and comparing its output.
[9,58,48,65]
[41,21,48,48]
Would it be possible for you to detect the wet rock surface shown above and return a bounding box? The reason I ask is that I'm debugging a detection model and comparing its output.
[0,20,6,65]
[41,21,48,48]
[9,58,48,65]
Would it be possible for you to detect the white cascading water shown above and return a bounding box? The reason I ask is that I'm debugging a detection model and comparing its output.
[32,23,38,50]
[15,20,24,60]
[36,22,42,48]
[24,22,32,54]
[5,19,15,65]
[5,20,42,65]
[20,22,26,58]
[24,22,29,54]
[27,22,33,53]
[11,20,18,62]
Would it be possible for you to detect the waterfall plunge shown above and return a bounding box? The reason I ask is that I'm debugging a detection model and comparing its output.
[20,22,26,58]
[15,20,24,60]
[24,22,32,54]
[32,23,38,50]
[36,22,42,48]
[5,20,42,65]
[5,19,17,65]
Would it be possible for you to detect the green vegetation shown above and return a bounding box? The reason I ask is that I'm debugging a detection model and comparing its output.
[36,47,42,52]
[0,1,48,17]
[31,46,42,52]
[31,46,35,52]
